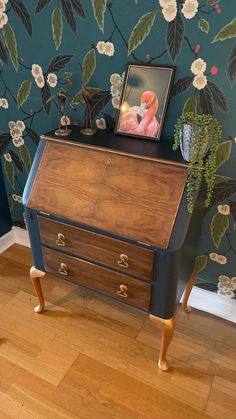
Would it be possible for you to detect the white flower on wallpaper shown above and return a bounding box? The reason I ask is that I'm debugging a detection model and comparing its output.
[4,152,12,162]
[12,194,22,203]
[111,96,121,109]
[9,120,25,147]
[217,275,236,298]
[182,0,199,19]
[191,58,207,90]
[0,1,6,13]
[0,97,8,108]
[96,41,106,54]
[35,75,45,88]
[96,41,115,56]
[110,73,122,85]
[96,118,106,129]
[0,10,8,28]
[16,120,25,131]
[191,58,206,75]
[193,74,207,90]
[104,42,115,56]
[159,0,177,22]
[159,0,198,22]
[12,137,24,147]
[31,64,43,78]
[31,64,45,88]
[209,253,227,265]
[47,73,57,88]
[162,4,177,22]
[217,204,230,215]
[159,0,175,6]
[60,115,70,126]
[110,72,124,109]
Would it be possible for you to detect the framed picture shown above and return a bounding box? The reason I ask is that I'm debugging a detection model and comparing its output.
[115,63,175,141]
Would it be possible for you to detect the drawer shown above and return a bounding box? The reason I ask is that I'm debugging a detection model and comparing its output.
[42,247,151,310]
[38,216,154,281]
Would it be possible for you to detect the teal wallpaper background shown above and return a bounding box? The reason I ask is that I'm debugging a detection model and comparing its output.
[0,0,236,300]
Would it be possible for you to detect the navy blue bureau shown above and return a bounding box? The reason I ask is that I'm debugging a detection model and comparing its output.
[23,128,203,371]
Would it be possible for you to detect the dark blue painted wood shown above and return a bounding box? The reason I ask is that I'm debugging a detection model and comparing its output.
[22,140,45,207]
[24,208,44,270]
[24,131,203,318]
[43,127,188,166]
[0,161,12,237]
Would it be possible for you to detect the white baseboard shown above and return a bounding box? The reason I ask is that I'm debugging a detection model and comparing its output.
[188,286,236,324]
[0,230,15,253]
[12,226,30,247]
[0,227,235,323]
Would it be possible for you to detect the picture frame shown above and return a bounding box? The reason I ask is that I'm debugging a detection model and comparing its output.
[114,63,175,141]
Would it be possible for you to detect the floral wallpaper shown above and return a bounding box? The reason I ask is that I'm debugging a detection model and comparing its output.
[0,0,236,300]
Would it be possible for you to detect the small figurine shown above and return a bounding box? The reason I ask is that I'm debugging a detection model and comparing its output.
[55,91,72,137]
[80,88,96,136]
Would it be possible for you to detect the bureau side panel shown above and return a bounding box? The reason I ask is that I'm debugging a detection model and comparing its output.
[151,187,205,318]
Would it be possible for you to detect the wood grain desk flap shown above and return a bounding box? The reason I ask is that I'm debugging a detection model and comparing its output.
[28,142,188,248]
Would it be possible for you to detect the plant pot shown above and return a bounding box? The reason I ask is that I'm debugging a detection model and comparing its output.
[180,123,208,162]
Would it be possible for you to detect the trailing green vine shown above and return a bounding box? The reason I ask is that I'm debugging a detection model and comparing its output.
[173,112,222,213]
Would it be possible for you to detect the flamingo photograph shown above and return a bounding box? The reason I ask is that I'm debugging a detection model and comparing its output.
[115,64,175,141]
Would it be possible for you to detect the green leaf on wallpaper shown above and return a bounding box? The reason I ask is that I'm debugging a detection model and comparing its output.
[4,160,15,189]
[71,87,101,106]
[2,23,18,71]
[16,80,32,108]
[182,96,197,114]
[206,0,221,5]
[52,6,63,50]
[214,175,232,185]
[229,200,236,228]
[128,10,157,55]
[8,196,13,212]
[228,44,236,85]
[19,145,31,173]
[211,180,236,207]
[91,0,107,32]
[82,49,96,86]
[207,81,227,112]
[195,255,207,273]
[215,140,232,170]
[198,19,209,34]
[212,18,236,43]
[62,72,72,79]
[211,213,229,248]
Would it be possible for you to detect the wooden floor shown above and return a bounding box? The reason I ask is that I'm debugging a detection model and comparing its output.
[0,245,235,419]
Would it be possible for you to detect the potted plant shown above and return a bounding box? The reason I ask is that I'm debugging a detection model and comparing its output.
[173,112,222,213]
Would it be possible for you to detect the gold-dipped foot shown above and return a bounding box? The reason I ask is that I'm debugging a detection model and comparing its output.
[149,312,177,372]
[30,266,46,313]
[182,269,196,314]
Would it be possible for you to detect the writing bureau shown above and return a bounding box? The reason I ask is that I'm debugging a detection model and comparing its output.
[23,128,203,371]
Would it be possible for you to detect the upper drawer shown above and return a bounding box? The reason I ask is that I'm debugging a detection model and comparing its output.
[38,216,154,281]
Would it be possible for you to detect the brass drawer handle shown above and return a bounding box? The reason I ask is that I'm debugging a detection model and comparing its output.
[117,284,128,298]
[56,233,66,247]
[117,254,129,268]
[58,263,68,276]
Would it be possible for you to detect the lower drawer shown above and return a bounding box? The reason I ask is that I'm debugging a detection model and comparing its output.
[42,247,151,310]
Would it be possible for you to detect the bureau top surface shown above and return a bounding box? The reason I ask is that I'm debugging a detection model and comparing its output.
[42,127,187,167]
[27,136,188,249]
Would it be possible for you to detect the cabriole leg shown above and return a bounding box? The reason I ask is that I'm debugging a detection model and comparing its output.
[30,266,46,313]
[182,269,196,314]
[149,311,177,372]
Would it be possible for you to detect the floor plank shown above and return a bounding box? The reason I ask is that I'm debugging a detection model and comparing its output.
[0,244,235,418]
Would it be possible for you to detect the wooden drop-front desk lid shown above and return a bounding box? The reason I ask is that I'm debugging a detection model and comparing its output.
[28,129,188,249]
